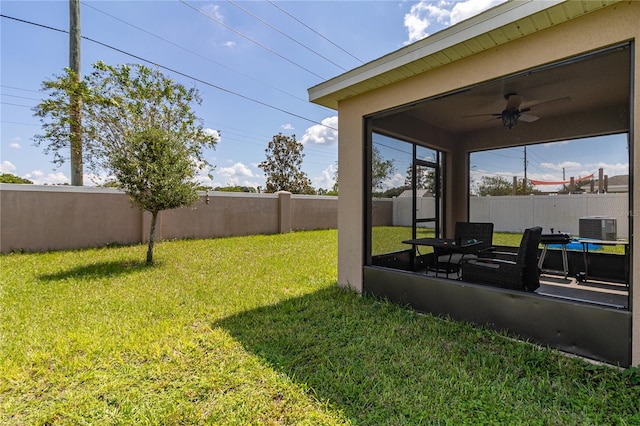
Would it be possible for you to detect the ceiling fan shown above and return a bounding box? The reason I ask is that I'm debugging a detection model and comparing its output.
[465,93,571,129]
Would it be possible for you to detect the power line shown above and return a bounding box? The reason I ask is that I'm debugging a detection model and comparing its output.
[178,0,327,80]
[267,1,364,65]
[1,93,40,101]
[0,120,39,127]
[205,122,337,160]
[227,0,348,72]
[0,84,40,93]
[81,2,321,107]
[0,14,337,131]
[1,101,33,108]
[484,150,522,160]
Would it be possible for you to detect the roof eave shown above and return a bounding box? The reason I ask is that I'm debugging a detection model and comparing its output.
[308,0,621,110]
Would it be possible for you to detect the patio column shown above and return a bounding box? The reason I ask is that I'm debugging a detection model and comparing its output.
[337,105,364,293]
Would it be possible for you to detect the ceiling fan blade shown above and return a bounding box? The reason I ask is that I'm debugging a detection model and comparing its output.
[519,113,539,123]
[527,96,571,110]
[462,113,501,118]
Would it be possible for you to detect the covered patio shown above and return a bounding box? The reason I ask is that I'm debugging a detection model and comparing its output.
[309,1,638,366]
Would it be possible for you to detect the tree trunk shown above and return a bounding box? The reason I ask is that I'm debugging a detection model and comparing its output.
[147,210,158,264]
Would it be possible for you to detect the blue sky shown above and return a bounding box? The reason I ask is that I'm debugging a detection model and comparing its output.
[469,135,629,192]
[1,0,628,190]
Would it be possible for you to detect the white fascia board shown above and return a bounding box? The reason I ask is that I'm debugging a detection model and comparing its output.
[308,0,564,104]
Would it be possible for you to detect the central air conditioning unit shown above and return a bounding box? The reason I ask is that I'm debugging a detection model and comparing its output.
[579,217,617,241]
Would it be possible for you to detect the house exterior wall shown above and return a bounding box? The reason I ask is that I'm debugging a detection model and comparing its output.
[337,108,366,291]
[334,2,639,364]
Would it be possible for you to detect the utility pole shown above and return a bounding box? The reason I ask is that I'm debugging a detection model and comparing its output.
[69,0,83,186]
[523,146,527,195]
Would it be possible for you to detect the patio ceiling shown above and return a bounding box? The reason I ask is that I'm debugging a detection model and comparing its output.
[396,44,630,135]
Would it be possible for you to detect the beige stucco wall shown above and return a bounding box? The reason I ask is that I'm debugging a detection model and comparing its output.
[337,107,365,291]
[0,185,142,252]
[157,192,281,240]
[335,2,639,364]
[0,185,393,253]
[291,195,338,230]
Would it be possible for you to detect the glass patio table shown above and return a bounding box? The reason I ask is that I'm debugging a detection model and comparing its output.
[402,237,482,277]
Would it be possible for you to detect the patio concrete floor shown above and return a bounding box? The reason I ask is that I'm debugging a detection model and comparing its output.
[426,269,629,309]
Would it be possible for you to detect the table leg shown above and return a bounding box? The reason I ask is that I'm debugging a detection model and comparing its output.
[538,245,548,269]
[561,244,568,277]
[581,242,589,282]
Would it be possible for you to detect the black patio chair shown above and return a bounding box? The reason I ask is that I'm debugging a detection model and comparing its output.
[434,222,494,275]
[461,226,542,291]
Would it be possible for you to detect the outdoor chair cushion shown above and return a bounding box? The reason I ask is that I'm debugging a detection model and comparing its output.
[461,226,542,291]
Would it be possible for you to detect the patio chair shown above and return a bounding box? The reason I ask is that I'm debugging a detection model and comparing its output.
[461,226,542,291]
[435,222,494,275]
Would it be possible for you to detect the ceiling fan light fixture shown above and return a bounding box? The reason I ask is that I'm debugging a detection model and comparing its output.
[501,109,519,129]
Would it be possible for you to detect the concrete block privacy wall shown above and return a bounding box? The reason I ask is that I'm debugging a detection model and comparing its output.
[1,184,629,253]
[0,185,393,253]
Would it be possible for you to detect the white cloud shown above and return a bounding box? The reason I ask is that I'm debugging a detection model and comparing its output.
[381,172,405,191]
[1,161,17,173]
[219,162,255,178]
[313,164,336,190]
[202,4,224,21]
[300,116,338,146]
[214,162,263,188]
[86,171,115,186]
[404,0,505,44]
[540,161,582,171]
[589,162,629,177]
[200,5,236,48]
[404,1,450,44]
[10,143,20,149]
[24,170,69,185]
[540,161,628,178]
[281,123,294,131]
[449,0,505,25]
[204,128,221,142]
[195,167,214,187]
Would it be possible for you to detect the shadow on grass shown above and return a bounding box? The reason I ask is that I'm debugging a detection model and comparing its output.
[38,260,154,282]
[216,286,638,424]
[215,286,510,424]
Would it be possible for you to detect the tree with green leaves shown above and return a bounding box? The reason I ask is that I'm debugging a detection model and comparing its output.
[332,147,395,196]
[214,185,257,193]
[34,61,217,263]
[371,146,395,192]
[259,133,315,194]
[0,173,33,184]
[404,164,436,192]
[476,176,513,196]
[476,175,539,196]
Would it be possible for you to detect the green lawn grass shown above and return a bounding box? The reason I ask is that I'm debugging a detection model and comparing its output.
[1,230,638,424]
